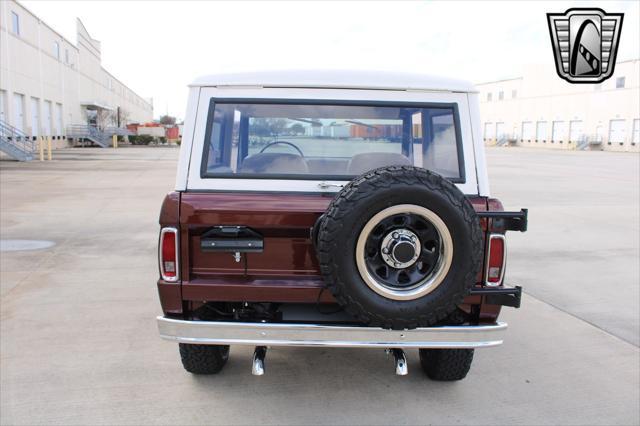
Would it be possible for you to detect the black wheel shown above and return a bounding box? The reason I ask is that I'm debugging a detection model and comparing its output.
[316,166,483,330]
[178,344,230,375]
[419,348,474,381]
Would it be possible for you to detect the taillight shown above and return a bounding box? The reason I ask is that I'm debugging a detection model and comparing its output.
[485,234,506,287]
[159,227,179,282]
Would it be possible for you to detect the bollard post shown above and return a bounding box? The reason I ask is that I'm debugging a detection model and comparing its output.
[112,134,117,148]
[47,136,52,161]
[39,136,44,161]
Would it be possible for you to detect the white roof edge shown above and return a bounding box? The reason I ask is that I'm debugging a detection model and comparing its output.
[190,70,477,93]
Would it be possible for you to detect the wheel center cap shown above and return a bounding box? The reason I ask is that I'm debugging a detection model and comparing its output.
[393,242,415,263]
[381,229,421,269]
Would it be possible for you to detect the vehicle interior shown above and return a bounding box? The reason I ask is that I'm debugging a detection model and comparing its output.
[202,102,463,179]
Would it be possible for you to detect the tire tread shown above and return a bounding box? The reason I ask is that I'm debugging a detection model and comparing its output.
[316,166,483,329]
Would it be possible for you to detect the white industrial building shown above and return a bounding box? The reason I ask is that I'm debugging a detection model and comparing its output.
[0,0,153,150]
[477,59,639,152]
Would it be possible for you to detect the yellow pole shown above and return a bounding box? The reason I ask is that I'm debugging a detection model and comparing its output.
[39,136,44,161]
[47,136,52,161]
[112,134,117,148]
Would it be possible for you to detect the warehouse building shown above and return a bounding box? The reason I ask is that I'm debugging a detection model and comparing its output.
[0,0,153,149]
[477,59,639,152]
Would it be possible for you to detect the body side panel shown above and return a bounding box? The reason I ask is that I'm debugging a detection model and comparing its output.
[467,92,491,197]
[175,87,200,191]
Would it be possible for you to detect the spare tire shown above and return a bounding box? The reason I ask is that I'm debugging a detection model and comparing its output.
[316,166,483,330]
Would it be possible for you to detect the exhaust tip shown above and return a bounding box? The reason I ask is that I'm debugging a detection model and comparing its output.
[252,346,267,376]
[391,348,408,376]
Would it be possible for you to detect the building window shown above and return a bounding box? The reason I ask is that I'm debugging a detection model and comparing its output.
[65,49,69,64]
[616,77,625,89]
[486,92,492,102]
[11,11,20,35]
[632,119,639,146]
[498,91,504,101]
[53,42,60,60]
[512,90,517,98]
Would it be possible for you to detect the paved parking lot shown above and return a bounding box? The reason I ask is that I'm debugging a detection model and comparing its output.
[1,146,638,425]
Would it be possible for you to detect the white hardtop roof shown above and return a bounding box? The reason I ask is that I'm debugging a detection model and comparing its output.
[190,70,476,93]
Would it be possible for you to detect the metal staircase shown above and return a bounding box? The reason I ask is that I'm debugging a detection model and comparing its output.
[66,125,112,147]
[0,119,35,161]
[66,125,133,148]
[576,135,601,151]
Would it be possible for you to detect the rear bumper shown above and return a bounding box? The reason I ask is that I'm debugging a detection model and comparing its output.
[157,316,508,349]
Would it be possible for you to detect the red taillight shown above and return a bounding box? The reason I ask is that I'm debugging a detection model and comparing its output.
[159,228,179,282]
[485,234,506,286]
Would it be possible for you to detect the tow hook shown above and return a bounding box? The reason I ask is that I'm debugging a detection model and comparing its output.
[252,346,267,376]
[387,348,408,376]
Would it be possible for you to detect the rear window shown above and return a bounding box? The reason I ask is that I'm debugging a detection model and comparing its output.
[201,100,464,181]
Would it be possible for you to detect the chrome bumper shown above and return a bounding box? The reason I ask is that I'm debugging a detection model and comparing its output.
[157,316,508,349]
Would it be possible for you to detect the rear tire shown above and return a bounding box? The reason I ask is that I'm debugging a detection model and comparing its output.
[419,348,474,381]
[179,344,230,375]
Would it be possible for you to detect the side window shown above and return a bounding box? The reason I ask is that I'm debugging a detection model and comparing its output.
[11,11,20,36]
[422,110,459,177]
[205,109,228,172]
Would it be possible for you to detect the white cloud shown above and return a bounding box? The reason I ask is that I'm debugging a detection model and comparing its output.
[21,0,640,120]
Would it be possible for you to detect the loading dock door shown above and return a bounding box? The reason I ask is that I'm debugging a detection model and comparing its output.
[43,101,52,136]
[483,122,494,140]
[55,103,63,136]
[13,93,24,132]
[569,120,583,142]
[552,121,565,142]
[521,122,533,140]
[495,122,506,142]
[0,91,6,123]
[31,98,40,137]
[608,120,626,144]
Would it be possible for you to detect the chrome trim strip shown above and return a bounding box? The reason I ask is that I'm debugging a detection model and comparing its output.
[484,233,506,287]
[157,317,507,349]
[159,227,179,282]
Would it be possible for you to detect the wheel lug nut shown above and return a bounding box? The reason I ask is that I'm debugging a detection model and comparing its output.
[392,232,399,239]
[382,248,389,254]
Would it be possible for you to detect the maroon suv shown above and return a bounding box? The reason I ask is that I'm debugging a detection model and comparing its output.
[156,71,527,380]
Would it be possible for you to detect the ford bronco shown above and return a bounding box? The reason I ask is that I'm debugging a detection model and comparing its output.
[156,71,527,380]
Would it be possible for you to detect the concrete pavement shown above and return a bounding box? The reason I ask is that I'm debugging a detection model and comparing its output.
[1,146,638,425]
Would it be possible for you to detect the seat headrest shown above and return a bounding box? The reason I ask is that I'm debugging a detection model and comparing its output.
[240,153,309,174]
[347,152,412,175]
